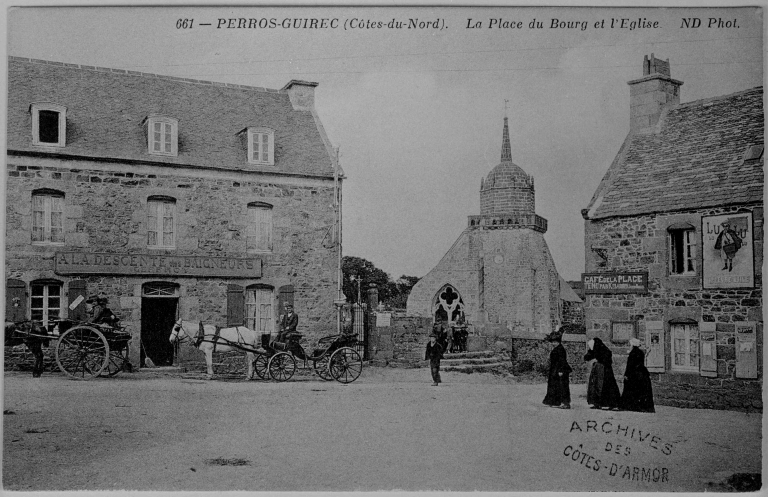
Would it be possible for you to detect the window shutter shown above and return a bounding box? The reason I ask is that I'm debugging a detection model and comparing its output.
[6,279,27,322]
[645,321,665,373]
[734,321,758,379]
[278,284,295,317]
[227,284,245,327]
[68,280,88,321]
[699,321,717,377]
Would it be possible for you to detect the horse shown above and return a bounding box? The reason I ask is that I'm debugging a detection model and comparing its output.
[4,321,50,377]
[168,319,260,380]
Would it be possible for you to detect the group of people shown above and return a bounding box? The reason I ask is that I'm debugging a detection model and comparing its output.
[543,329,655,412]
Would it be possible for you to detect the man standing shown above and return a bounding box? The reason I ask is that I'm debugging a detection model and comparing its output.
[425,332,444,386]
[277,303,298,342]
[714,221,742,272]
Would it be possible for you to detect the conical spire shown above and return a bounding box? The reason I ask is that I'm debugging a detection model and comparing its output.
[501,116,512,162]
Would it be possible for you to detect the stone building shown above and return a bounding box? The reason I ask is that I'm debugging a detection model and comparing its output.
[407,117,570,339]
[5,57,341,368]
[581,55,763,410]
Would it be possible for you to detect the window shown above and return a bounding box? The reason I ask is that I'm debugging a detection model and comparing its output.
[31,103,66,147]
[246,286,274,334]
[142,282,179,297]
[671,323,699,372]
[147,197,176,248]
[32,190,65,244]
[145,116,178,156]
[247,128,275,165]
[31,281,62,328]
[247,202,273,252]
[669,227,695,275]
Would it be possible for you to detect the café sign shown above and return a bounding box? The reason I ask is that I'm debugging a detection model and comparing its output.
[582,272,648,294]
[55,252,262,278]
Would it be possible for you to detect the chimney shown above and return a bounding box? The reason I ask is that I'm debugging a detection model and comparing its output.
[627,54,683,131]
[282,80,319,111]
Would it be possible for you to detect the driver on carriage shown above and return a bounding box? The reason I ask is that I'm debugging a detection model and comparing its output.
[85,294,120,327]
[276,303,299,343]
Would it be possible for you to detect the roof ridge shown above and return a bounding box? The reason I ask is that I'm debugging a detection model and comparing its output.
[673,85,763,110]
[8,55,285,94]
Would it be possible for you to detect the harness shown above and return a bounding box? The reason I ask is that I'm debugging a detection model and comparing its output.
[196,322,223,351]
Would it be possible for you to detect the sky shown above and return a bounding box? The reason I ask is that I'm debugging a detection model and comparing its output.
[5,4,763,282]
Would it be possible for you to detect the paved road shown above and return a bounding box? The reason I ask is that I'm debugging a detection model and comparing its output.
[3,368,761,492]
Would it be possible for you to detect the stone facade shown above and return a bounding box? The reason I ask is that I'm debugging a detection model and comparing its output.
[583,206,763,392]
[6,57,341,370]
[407,117,565,339]
[582,55,763,411]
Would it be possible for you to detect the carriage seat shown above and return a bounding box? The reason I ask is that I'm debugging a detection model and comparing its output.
[285,332,303,342]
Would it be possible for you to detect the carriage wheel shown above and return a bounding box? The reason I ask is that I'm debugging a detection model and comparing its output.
[104,343,129,377]
[313,354,333,381]
[55,326,110,379]
[253,353,269,380]
[329,347,362,384]
[268,352,296,381]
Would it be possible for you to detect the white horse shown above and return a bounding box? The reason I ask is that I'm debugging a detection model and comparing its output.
[169,319,260,380]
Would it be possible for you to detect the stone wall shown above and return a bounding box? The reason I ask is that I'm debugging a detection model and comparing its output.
[583,204,763,411]
[407,228,561,337]
[6,157,340,367]
[562,300,584,326]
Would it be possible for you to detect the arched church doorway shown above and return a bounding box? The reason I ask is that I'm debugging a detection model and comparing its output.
[432,284,465,326]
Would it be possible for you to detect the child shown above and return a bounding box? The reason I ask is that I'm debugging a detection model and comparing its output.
[425,332,444,386]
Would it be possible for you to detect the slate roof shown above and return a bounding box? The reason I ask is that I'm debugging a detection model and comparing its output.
[584,86,763,220]
[559,276,582,303]
[7,57,335,178]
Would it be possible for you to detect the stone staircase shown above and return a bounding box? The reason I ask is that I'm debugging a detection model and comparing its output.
[431,350,513,374]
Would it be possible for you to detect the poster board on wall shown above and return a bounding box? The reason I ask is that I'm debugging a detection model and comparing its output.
[702,213,754,289]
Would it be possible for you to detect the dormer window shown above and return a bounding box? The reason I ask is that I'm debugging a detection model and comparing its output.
[31,103,66,147]
[145,116,178,157]
[247,127,275,165]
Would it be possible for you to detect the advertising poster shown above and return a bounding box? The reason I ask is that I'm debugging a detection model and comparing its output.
[702,212,754,289]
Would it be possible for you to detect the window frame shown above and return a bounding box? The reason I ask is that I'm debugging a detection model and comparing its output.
[31,103,67,147]
[30,280,63,328]
[146,196,177,249]
[31,189,65,245]
[669,227,696,276]
[245,285,274,335]
[145,116,179,157]
[671,322,699,372]
[247,127,275,166]
[246,202,273,253]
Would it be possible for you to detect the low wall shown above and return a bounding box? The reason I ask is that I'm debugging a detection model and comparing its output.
[651,373,762,412]
[510,337,590,383]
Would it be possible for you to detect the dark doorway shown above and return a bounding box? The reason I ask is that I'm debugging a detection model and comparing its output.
[141,297,177,367]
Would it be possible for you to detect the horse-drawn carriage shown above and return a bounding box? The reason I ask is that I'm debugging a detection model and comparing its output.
[169,319,363,383]
[259,331,362,383]
[5,319,132,379]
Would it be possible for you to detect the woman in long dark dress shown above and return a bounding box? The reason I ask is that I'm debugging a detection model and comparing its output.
[543,327,572,409]
[584,337,621,410]
[620,338,655,412]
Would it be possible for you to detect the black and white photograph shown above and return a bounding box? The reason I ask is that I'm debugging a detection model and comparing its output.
[2,3,763,493]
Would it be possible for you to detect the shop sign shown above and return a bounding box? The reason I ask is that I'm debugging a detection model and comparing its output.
[55,251,262,278]
[582,272,648,294]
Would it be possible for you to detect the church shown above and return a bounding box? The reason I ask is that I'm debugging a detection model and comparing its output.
[406,116,571,338]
